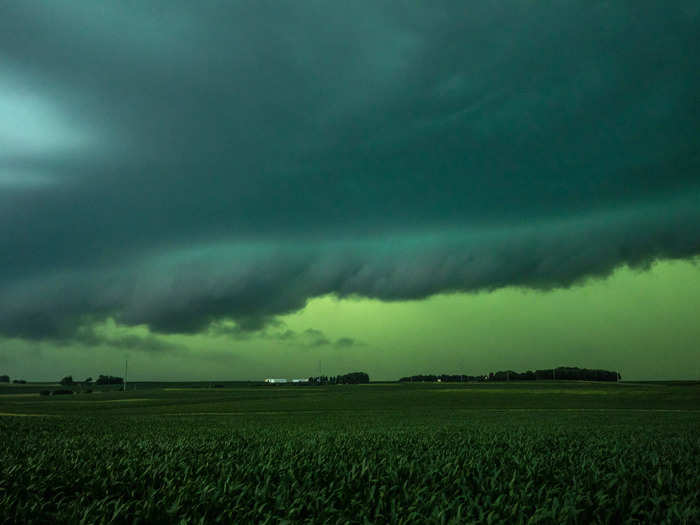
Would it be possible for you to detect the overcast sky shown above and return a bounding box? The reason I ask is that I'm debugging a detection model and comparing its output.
[1,2,699,380]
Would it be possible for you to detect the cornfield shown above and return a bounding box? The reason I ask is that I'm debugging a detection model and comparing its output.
[1,411,698,524]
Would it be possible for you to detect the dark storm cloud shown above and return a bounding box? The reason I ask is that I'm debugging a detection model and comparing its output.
[210,321,359,349]
[1,2,699,340]
[334,338,362,350]
[72,326,183,353]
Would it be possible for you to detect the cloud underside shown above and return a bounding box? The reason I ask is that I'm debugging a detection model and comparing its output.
[210,322,362,349]
[3,197,698,340]
[0,2,699,341]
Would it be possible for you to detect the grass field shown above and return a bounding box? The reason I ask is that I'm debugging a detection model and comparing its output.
[1,382,699,523]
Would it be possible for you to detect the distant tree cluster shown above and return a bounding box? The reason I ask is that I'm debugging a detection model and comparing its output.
[2,374,29,383]
[95,375,124,385]
[489,370,535,381]
[337,372,370,384]
[309,372,370,385]
[53,375,121,390]
[536,367,620,382]
[401,367,620,383]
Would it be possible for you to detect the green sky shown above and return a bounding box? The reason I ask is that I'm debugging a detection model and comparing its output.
[3,259,698,382]
[2,4,699,383]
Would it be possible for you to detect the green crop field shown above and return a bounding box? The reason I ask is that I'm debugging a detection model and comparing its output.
[1,382,699,523]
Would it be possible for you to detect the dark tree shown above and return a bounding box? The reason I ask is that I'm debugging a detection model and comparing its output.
[59,376,74,386]
[401,368,619,382]
[336,372,370,384]
[0,375,9,383]
[310,372,370,385]
[95,375,124,385]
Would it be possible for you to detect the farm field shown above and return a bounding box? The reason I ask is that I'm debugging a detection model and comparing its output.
[1,382,699,523]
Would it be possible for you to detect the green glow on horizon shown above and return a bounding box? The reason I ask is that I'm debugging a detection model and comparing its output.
[281,258,700,381]
[2,259,698,382]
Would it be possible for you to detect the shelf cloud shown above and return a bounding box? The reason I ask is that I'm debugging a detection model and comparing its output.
[1,2,699,341]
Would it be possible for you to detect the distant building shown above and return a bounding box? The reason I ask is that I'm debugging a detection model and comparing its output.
[292,379,308,383]
[264,378,288,383]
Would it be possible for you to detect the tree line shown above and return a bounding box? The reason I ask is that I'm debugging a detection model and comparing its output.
[59,375,124,386]
[308,372,370,385]
[1,374,126,385]
[0,375,27,384]
[400,367,621,383]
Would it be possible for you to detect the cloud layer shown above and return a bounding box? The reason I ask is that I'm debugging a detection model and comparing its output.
[1,2,699,340]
